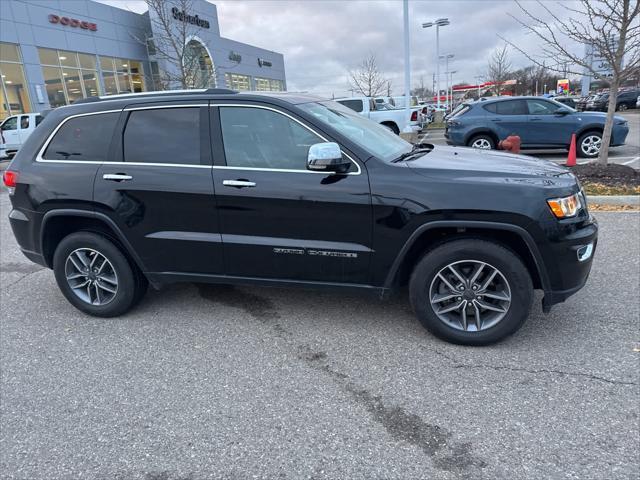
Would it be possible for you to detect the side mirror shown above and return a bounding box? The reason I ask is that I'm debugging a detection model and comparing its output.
[307,142,351,174]
[555,108,571,116]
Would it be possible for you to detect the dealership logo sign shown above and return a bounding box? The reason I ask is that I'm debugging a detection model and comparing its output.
[171,7,210,29]
[257,58,272,67]
[48,14,97,31]
[228,51,242,63]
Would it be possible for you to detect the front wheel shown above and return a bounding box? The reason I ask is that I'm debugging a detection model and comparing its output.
[577,131,603,158]
[409,239,533,345]
[53,232,146,317]
[616,103,628,112]
[467,134,496,150]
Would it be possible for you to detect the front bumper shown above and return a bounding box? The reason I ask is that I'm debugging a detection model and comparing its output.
[541,215,598,311]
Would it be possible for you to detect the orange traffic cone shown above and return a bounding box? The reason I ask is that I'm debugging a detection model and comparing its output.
[566,134,577,167]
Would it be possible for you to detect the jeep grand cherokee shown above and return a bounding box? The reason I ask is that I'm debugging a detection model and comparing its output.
[3,89,598,345]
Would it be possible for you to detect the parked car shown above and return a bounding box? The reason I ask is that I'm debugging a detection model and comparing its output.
[0,113,43,159]
[574,95,592,111]
[445,96,629,158]
[374,96,396,108]
[586,89,640,112]
[336,96,423,134]
[3,89,598,345]
[553,96,579,109]
[636,95,640,109]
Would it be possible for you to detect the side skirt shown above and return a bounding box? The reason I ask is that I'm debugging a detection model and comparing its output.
[145,271,388,297]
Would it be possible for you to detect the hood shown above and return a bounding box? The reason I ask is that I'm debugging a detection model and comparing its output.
[406,144,573,180]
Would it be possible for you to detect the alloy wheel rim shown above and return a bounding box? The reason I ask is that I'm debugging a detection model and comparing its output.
[472,138,492,149]
[619,104,627,111]
[429,260,511,332]
[581,135,602,156]
[65,248,118,306]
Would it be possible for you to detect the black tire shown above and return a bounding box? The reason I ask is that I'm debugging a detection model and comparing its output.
[53,232,144,317]
[616,103,627,112]
[467,134,496,150]
[577,130,603,158]
[409,239,533,346]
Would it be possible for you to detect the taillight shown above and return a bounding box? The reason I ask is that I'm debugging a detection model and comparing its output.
[3,169,18,194]
[411,111,418,121]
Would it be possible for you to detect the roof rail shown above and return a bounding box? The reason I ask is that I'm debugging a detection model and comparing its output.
[72,88,237,105]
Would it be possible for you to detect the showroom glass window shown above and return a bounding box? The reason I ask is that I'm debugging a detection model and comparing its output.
[255,77,285,92]
[100,56,145,95]
[225,73,251,91]
[219,106,321,170]
[0,42,31,120]
[123,108,200,165]
[38,48,101,107]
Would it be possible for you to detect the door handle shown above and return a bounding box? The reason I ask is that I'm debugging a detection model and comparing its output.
[490,118,502,122]
[103,173,133,181]
[530,117,543,122]
[223,180,256,188]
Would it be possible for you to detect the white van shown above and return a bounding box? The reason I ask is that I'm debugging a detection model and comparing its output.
[1,113,44,159]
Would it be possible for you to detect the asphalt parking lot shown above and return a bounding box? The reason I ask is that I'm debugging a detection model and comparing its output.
[1,189,639,479]
[422,110,640,169]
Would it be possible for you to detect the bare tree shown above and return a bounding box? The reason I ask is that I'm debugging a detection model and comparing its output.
[486,44,513,95]
[348,54,388,97]
[139,0,218,89]
[502,0,640,165]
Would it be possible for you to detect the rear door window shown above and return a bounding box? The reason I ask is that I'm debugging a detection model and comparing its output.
[484,100,527,115]
[123,107,201,165]
[337,100,364,113]
[43,112,119,161]
[20,116,29,129]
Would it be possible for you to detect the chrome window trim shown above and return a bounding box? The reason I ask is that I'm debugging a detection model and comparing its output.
[213,103,362,175]
[36,105,208,167]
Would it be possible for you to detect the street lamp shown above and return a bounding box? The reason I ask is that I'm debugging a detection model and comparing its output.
[474,75,483,99]
[422,17,450,108]
[439,53,454,109]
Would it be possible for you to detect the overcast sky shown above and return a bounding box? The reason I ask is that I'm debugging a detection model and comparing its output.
[97,0,581,97]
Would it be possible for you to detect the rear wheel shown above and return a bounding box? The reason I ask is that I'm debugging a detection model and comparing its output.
[409,239,533,345]
[467,134,495,150]
[577,131,603,158]
[616,103,628,112]
[53,232,146,317]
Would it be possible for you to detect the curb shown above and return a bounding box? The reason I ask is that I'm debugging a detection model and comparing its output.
[587,195,640,206]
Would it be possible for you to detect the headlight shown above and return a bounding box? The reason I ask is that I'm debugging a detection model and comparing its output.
[547,193,582,218]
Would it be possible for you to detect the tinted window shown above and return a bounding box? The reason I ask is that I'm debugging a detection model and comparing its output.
[337,100,363,113]
[526,99,559,115]
[35,115,44,126]
[43,113,118,161]
[220,106,322,170]
[484,100,528,115]
[20,116,29,129]
[123,108,200,165]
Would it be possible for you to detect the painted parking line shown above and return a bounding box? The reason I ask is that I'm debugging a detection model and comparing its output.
[623,156,640,165]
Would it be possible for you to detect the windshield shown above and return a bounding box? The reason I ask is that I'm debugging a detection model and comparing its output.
[298,101,411,162]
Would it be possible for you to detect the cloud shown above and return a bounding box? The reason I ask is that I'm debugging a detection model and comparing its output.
[97,0,583,97]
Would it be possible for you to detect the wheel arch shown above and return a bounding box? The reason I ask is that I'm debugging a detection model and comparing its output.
[384,221,550,293]
[380,121,400,134]
[40,210,148,275]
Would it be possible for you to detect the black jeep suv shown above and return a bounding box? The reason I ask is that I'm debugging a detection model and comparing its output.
[3,89,598,345]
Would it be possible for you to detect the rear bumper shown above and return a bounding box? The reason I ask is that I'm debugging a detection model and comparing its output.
[541,216,598,310]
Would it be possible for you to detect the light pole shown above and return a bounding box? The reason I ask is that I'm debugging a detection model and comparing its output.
[448,70,457,109]
[440,53,454,109]
[422,18,450,108]
[474,75,483,99]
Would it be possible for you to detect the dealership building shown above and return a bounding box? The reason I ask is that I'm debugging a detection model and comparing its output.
[0,0,286,120]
